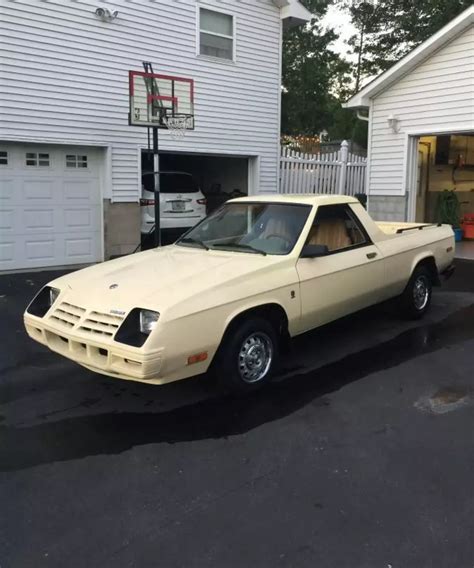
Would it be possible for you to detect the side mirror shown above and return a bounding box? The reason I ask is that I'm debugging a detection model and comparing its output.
[300,244,329,258]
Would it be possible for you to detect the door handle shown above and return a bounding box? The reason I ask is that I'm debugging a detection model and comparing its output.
[366,252,377,259]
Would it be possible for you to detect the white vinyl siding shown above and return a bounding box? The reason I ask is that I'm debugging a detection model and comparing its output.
[0,0,282,203]
[368,25,474,197]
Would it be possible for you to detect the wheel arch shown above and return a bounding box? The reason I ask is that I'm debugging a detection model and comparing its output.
[411,254,440,286]
[211,302,290,367]
[223,302,289,340]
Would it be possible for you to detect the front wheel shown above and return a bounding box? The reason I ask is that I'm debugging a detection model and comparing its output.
[215,317,280,393]
[399,265,433,319]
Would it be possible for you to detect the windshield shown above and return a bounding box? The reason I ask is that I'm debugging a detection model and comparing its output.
[176,202,311,255]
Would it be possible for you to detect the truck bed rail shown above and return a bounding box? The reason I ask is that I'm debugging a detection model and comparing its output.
[396,223,441,234]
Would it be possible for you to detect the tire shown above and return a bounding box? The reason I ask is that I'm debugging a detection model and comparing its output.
[399,265,433,320]
[214,317,280,393]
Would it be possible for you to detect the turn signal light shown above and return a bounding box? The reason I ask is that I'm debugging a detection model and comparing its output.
[197,198,207,205]
[187,352,208,365]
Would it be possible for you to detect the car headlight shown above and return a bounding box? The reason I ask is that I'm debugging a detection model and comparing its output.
[26,285,60,318]
[49,287,60,307]
[115,308,160,347]
[139,310,160,335]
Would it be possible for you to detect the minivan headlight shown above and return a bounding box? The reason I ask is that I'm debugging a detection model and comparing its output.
[139,310,160,335]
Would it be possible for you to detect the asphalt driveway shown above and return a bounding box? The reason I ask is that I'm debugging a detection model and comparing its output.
[1,260,474,567]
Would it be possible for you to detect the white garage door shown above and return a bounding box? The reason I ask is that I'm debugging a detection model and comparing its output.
[0,144,102,271]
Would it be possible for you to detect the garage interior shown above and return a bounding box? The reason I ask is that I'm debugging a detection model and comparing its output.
[142,150,249,213]
[416,133,474,260]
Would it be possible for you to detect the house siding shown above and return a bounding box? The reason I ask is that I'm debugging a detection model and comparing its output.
[0,0,282,202]
[368,24,474,199]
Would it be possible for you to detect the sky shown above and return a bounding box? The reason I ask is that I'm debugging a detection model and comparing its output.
[321,4,358,62]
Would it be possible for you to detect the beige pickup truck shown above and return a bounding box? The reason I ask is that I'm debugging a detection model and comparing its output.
[25,195,455,391]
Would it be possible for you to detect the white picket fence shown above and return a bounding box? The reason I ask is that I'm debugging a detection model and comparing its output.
[280,140,367,196]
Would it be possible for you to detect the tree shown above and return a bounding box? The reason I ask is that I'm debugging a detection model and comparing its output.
[281,1,351,136]
[346,0,473,85]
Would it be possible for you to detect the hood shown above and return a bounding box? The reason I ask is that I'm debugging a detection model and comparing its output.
[50,245,287,315]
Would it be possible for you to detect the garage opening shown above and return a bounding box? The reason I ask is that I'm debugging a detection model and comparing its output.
[415,133,474,259]
[140,150,251,245]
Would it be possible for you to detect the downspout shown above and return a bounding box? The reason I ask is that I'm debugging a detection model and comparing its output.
[356,110,369,122]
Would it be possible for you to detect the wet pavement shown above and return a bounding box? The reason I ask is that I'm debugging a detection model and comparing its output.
[1,260,474,567]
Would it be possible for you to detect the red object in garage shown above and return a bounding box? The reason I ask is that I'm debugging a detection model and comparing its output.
[461,214,474,240]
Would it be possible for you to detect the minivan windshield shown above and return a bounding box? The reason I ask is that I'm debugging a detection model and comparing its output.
[142,172,199,194]
[176,202,311,255]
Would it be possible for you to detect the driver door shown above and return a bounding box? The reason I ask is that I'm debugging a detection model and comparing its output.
[296,204,384,333]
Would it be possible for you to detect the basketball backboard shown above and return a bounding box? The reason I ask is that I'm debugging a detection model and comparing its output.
[128,71,194,130]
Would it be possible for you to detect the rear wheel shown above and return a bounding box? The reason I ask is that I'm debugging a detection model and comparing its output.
[215,317,279,393]
[399,265,433,319]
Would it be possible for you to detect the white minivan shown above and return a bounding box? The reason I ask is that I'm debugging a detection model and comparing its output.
[140,171,207,244]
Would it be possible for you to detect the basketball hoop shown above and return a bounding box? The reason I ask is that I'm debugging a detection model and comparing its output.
[128,71,195,132]
[163,115,193,139]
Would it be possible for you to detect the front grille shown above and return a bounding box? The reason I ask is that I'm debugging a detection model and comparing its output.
[78,311,124,337]
[50,302,86,328]
[49,303,124,339]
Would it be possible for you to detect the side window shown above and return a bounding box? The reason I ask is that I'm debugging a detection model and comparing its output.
[306,204,368,252]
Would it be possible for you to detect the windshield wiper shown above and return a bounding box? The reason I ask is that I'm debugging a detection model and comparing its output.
[179,237,209,250]
[212,243,267,256]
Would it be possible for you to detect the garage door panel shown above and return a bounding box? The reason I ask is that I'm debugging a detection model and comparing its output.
[63,207,96,230]
[65,236,96,258]
[63,180,100,203]
[24,209,55,230]
[0,209,14,231]
[25,238,56,262]
[0,178,15,201]
[0,242,15,263]
[0,144,103,270]
[22,179,56,201]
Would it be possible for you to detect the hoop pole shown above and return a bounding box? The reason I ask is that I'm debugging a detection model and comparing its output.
[152,127,161,247]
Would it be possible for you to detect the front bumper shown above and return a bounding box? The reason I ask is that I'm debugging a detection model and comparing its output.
[24,313,164,383]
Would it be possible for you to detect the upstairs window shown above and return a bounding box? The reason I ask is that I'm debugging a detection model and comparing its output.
[0,151,8,165]
[26,152,50,167]
[199,8,234,61]
[66,154,88,168]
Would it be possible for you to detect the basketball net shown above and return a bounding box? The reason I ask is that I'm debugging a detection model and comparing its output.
[163,116,189,140]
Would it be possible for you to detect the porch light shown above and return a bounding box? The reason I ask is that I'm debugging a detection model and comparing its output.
[387,115,400,133]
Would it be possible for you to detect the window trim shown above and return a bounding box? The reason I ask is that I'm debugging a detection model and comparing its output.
[302,204,373,257]
[197,5,236,63]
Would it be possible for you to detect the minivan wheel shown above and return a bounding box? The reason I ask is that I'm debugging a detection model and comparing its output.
[215,317,279,393]
[400,265,433,319]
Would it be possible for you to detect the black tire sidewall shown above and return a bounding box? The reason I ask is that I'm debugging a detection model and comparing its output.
[215,317,279,393]
[402,266,433,319]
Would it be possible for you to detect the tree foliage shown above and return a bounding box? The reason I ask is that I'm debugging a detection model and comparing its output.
[281,1,351,137]
[282,0,471,147]
[346,0,473,86]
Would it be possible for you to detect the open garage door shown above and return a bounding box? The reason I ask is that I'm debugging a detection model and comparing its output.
[0,144,103,271]
[151,152,250,212]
